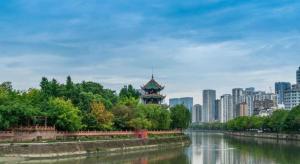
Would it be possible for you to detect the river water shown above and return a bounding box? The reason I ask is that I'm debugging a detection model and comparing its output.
[23,132,300,164]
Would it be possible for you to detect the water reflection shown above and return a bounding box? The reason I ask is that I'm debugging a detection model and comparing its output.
[22,132,300,164]
[188,132,300,164]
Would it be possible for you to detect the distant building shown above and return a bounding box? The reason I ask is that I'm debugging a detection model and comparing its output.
[192,104,202,123]
[243,87,255,116]
[284,88,300,110]
[283,67,300,110]
[203,90,216,122]
[297,66,300,85]
[220,94,233,123]
[141,75,165,104]
[245,87,255,95]
[259,109,274,117]
[215,99,221,121]
[169,98,180,107]
[169,97,193,113]
[238,102,248,116]
[275,82,291,105]
[253,99,274,115]
[232,88,244,118]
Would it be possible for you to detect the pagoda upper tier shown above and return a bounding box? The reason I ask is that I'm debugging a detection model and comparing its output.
[141,75,164,92]
[141,75,165,104]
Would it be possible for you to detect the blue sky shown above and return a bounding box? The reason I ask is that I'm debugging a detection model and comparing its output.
[1,0,300,104]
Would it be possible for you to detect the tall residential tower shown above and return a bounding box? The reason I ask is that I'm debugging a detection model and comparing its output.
[275,82,291,105]
[220,94,233,123]
[297,66,300,85]
[232,88,244,118]
[203,90,216,122]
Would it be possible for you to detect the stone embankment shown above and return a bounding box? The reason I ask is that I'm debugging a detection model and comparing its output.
[0,136,190,158]
[225,131,300,141]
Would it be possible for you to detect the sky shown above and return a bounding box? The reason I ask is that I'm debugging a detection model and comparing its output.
[1,0,300,104]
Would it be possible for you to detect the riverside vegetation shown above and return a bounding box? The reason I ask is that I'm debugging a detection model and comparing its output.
[0,76,191,132]
[191,106,300,133]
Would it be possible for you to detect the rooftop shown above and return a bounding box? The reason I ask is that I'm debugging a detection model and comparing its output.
[141,75,164,91]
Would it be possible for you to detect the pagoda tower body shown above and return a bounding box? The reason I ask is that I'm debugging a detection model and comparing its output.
[141,75,165,104]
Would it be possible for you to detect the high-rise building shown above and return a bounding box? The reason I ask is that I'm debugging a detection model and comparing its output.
[283,67,300,109]
[238,102,248,116]
[232,88,244,118]
[275,82,291,105]
[192,104,202,123]
[244,87,255,116]
[220,94,233,123]
[169,98,180,107]
[245,87,255,95]
[284,88,300,110]
[169,97,193,113]
[203,90,216,122]
[215,99,221,121]
[297,66,300,85]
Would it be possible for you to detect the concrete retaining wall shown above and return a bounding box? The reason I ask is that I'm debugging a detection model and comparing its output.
[225,132,300,141]
[0,136,190,158]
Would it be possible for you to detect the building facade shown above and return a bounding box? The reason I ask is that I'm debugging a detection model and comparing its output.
[244,87,255,116]
[203,90,216,122]
[253,99,274,115]
[169,97,193,113]
[220,94,233,123]
[275,82,291,105]
[215,99,221,121]
[238,102,248,116]
[297,66,300,85]
[283,66,300,109]
[232,88,244,118]
[192,104,202,123]
[284,88,300,110]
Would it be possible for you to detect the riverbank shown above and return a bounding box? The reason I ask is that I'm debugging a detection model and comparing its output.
[225,131,300,141]
[0,135,190,160]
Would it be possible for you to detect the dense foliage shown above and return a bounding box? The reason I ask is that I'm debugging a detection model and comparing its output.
[191,106,300,133]
[0,77,191,131]
[170,105,191,129]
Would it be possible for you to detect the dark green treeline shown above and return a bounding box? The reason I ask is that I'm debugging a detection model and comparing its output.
[0,77,191,131]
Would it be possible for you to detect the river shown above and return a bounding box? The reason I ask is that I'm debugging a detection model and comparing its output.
[21,132,300,164]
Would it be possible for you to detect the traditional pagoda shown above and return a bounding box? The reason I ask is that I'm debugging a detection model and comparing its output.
[141,75,166,104]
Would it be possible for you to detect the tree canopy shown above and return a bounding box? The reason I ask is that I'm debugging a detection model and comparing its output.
[170,104,191,129]
[0,77,191,131]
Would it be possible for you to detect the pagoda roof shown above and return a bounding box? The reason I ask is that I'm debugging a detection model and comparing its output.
[141,75,164,90]
[141,93,166,99]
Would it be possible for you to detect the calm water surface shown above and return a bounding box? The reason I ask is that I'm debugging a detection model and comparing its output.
[24,132,300,164]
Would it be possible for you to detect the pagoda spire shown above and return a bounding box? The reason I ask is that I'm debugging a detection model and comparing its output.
[151,67,154,79]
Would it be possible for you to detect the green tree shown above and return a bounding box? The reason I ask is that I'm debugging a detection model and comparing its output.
[170,105,191,129]
[119,85,140,100]
[128,118,152,130]
[285,105,300,132]
[0,82,12,91]
[268,110,289,132]
[90,102,114,130]
[137,104,171,130]
[46,98,82,131]
[112,104,135,130]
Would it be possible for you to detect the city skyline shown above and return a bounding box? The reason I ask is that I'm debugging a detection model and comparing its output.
[1,1,300,104]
